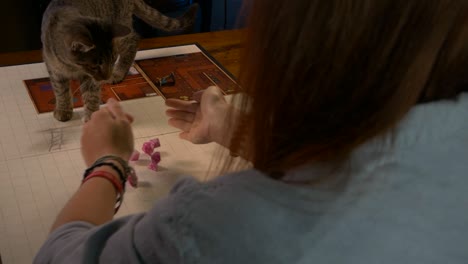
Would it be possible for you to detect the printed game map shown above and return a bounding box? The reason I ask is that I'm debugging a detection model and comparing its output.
[24,44,240,113]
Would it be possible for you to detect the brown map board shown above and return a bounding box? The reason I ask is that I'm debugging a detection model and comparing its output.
[24,46,240,114]
[135,52,240,100]
[24,73,154,113]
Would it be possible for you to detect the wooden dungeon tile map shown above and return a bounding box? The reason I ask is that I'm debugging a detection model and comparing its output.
[24,44,241,113]
[24,70,153,113]
[135,52,240,100]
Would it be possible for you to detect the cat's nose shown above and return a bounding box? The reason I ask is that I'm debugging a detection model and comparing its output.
[94,75,106,81]
[97,71,111,81]
[93,75,107,81]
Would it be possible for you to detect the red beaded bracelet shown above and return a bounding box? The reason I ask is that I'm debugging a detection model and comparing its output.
[82,171,124,214]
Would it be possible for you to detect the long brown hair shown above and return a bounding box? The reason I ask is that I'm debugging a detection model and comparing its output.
[228,0,468,177]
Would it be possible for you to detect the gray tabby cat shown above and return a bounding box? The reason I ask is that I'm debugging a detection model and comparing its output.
[42,0,198,122]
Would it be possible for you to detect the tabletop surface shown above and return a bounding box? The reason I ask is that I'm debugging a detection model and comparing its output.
[0,30,243,78]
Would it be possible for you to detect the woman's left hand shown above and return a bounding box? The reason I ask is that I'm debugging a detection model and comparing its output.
[81,98,135,167]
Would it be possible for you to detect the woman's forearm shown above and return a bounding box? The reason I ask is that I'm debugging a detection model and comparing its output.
[50,166,119,232]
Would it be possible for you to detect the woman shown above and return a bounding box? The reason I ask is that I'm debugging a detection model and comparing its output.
[35,0,468,263]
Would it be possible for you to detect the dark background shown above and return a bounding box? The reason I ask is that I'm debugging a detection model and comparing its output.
[0,0,244,53]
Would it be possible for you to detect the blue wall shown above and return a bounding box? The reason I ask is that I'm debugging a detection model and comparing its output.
[0,0,245,52]
[134,0,244,38]
[210,0,244,31]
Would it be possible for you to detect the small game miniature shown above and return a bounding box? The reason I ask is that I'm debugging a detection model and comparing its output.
[157,72,176,87]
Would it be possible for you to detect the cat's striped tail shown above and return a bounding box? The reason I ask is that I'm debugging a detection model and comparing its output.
[133,0,198,32]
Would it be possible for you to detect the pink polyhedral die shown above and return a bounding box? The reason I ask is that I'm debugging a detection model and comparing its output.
[142,142,155,156]
[151,152,161,164]
[141,138,161,155]
[148,162,158,171]
[150,138,161,148]
[140,138,161,172]
[147,152,161,171]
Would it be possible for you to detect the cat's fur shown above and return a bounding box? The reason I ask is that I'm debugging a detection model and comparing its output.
[41,0,198,121]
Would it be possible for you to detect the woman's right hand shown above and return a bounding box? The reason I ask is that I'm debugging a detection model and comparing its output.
[81,98,134,167]
[165,86,230,145]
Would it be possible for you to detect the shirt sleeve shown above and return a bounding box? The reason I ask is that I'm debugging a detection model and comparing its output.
[33,177,203,264]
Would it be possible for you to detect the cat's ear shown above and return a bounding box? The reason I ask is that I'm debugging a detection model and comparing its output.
[70,41,95,53]
[112,24,131,38]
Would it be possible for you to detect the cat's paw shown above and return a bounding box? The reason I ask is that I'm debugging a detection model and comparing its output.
[82,108,98,123]
[81,115,91,123]
[108,72,127,84]
[53,109,73,122]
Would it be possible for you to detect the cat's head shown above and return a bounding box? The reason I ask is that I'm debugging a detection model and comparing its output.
[63,19,131,81]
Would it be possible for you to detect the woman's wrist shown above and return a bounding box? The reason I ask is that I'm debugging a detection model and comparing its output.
[89,160,124,179]
[81,169,122,197]
[211,104,237,148]
[82,159,127,214]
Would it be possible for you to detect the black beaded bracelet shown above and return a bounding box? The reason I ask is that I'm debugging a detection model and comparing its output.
[83,162,126,189]
[94,155,133,179]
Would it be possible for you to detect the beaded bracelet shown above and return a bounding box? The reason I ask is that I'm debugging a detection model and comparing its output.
[94,155,137,187]
[83,161,126,185]
[81,155,136,214]
[94,156,133,177]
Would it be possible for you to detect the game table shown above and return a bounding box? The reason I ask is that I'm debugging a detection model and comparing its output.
[0,29,243,264]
